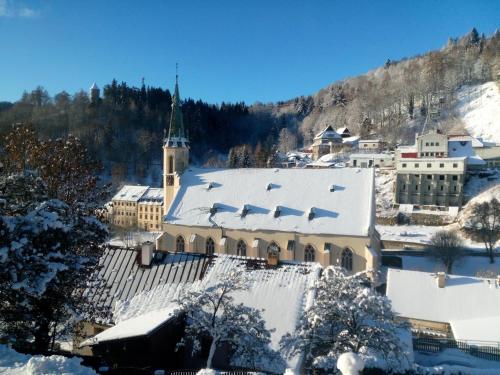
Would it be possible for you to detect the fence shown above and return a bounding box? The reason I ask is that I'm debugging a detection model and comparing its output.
[413,337,500,362]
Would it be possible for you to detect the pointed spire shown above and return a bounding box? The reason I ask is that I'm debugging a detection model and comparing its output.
[166,64,186,144]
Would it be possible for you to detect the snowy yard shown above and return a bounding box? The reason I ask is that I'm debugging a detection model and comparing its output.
[415,349,500,375]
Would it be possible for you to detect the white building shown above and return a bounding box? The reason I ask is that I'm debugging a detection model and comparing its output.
[349,153,394,168]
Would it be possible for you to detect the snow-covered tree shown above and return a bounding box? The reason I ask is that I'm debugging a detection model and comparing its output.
[175,265,283,370]
[281,267,409,373]
[0,174,108,352]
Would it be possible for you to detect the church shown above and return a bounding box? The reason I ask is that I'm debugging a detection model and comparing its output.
[154,76,381,273]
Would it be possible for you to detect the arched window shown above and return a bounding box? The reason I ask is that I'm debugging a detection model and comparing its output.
[237,240,247,257]
[168,156,174,174]
[176,235,185,253]
[304,244,315,262]
[341,248,353,271]
[206,237,215,256]
[267,242,280,255]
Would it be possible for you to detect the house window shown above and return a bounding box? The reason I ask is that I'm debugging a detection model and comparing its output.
[287,240,295,251]
[304,245,315,262]
[402,184,406,191]
[427,163,431,168]
[415,185,418,191]
[402,163,407,168]
[453,163,458,168]
[440,186,444,191]
[206,237,215,255]
[414,163,419,168]
[452,175,458,181]
[440,163,444,168]
[425,142,429,146]
[324,243,332,252]
[454,186,457,192]
[439,175,445,180]
[427,175,432,180]
[431,142,434,146]
[428,185,431,191]
[436,142,439,146]
[237,240,247,256]
[176,236,185,252]
[341,248,353,271]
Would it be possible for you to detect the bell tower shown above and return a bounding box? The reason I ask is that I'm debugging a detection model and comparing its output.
[163,69,189,215]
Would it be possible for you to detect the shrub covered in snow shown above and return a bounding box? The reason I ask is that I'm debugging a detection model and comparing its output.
[281,267,411,373]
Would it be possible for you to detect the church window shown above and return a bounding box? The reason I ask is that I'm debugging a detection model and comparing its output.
[341,248,353,271]
[237,240,247,256]
[304,245,315,262]
[168,156,174,174]
[206,237,215,255]
[176,236,185,252]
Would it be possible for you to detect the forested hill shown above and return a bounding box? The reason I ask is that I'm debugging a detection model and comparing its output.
[0,28,498,185]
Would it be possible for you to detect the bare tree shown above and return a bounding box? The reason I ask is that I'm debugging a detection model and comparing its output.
[469,199,500,263]
[426,230,465,274]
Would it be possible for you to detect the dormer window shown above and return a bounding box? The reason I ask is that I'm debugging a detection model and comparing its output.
[206,182,214,190]
[274,206,281,218]
[308,207,315,221]
[209,203,218,216]
[266,183,272,191]
[241,204,249,218]
[329,185,335,192]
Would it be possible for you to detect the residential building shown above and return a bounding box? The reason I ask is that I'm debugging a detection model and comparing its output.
[349,153,394,168]
[358,139,385,152]
[472,138,500,168]
[311,125,344,160]
[111,185,149,228]
[111,185,163,231]
[387,269,500,343]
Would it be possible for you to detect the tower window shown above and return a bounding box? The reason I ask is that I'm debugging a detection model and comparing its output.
[168,156,174,174]
[176,236,185,252]
[205,237,215,256]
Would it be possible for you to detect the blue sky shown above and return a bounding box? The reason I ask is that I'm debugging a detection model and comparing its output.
[0,0,498,104]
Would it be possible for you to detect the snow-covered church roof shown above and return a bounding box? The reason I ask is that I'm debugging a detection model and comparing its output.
[387,269,500,343]
[165,167,375,237]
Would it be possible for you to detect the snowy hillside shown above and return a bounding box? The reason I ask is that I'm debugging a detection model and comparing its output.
[455,81,500,143]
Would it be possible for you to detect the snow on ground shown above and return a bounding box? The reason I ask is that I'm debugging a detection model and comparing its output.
[455,81,500,143]
[0,345,96,375]
[459,183,500,227]
[375,169,397,217]
[464,169,500,199]
[415,349,500,375]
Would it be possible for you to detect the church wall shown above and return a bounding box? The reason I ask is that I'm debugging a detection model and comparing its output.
[158,223,376,273]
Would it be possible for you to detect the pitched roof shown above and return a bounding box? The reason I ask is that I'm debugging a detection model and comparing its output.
[386,269,500,343]
[82,248,208,323]
[314,125,342,140]
[138,187,164,203]
[165,167,375,236]
[112,185,150,202]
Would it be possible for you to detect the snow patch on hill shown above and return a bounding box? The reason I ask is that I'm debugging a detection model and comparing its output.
[455,81,500,143]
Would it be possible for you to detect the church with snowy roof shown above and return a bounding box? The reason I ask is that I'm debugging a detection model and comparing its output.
[152,76,381,273]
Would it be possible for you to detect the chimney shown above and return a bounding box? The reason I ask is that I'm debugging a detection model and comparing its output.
[437,272,446,288]
[140,241,154,267]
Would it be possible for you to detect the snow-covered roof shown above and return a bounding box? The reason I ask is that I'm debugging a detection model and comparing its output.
[165,167,375,236]
[82,248,208,323]
[342,135,359,144]
[314,125,342,140]
[90,82,98,90]
[387,269,500,343]
[138,187,164,203]
[336,127,349,134]
[200,255,321,371]
[112,185,149,202]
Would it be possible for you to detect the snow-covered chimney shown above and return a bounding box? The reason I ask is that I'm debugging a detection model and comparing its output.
[437,272,446,288]
[140,241,154,267]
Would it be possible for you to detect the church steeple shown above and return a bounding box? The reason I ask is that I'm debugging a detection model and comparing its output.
[163,69,190,215]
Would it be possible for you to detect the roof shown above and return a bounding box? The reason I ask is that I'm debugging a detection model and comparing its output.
[314,125,342,140]
[112,185,150,202]
[342,135,359,144]
[350,153,393,159]
[386,269,500,343]
[165,167,375,236]
[138,188,164,203]
[90,82,99,90]
[336,127,349,134]
[82,248,208,323]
